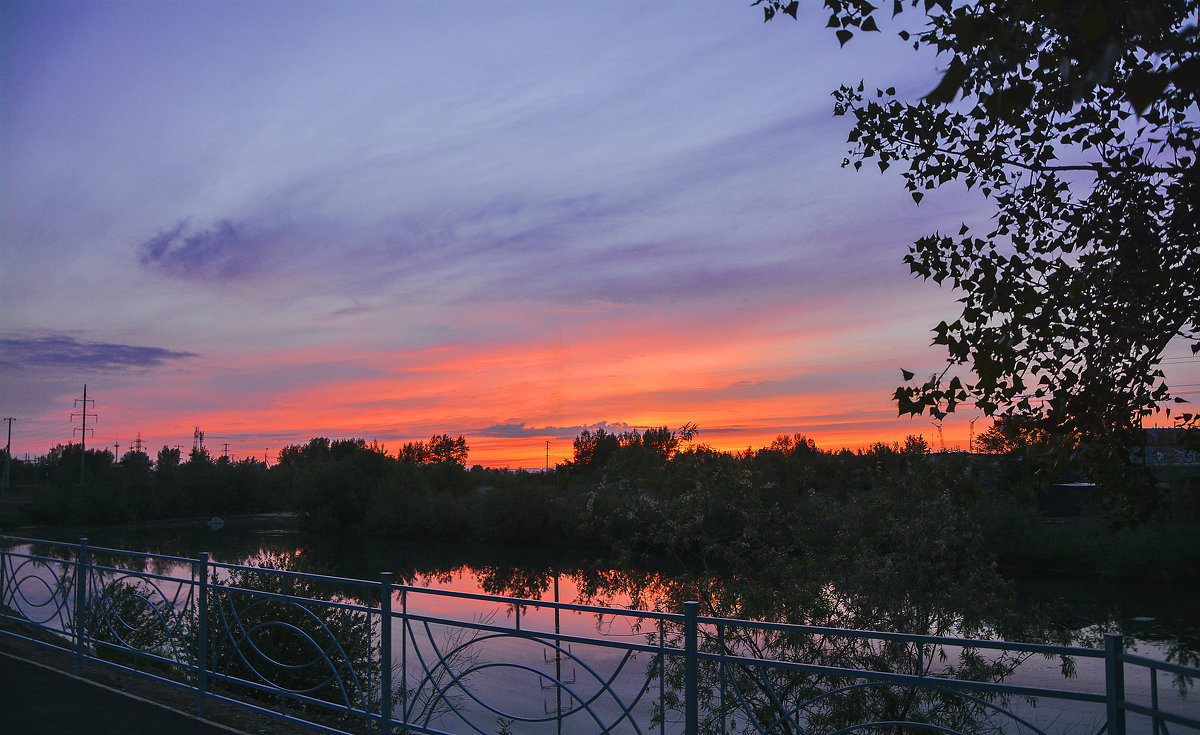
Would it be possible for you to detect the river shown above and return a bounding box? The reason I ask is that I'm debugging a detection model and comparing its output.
[7,515,1199,734]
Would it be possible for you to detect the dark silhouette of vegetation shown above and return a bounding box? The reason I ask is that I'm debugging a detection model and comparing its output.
[26,443,280,524]
[759,0,1199,520]
[10,422,1198,585]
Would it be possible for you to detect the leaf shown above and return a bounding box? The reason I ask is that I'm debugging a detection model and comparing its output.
[925,56,968,104]
[912,191,924,205]
[862,15,879,32]
[1125,69,1170,114]
[902,368,916,381]
[836,29,854,46]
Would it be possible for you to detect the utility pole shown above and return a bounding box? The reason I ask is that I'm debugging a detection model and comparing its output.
[222,443,230,459]
[72,385,96,486]
[2,417,14,492]
[545,440,550,472]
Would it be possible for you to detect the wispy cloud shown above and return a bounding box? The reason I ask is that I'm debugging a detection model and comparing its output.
[0,333,197,372]
[138,219,270,281]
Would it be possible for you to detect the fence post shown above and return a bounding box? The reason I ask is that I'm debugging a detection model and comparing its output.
[717,622,726,735]
[0,537,8,614]
[1105,633,1127,735]
[684,600,699,735]
[401,588,408,728]
[381,572,393,735]
[75,538,89,676]
[197,552,209,716]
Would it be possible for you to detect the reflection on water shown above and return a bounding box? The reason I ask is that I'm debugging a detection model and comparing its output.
[18,515,1200,659]
[14,515,1199,734]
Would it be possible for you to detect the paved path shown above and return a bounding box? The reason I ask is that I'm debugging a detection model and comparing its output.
[0,652,243,735]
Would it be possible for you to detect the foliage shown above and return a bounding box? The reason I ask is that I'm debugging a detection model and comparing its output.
[568,423,699,474]
[205,552,375,712]
[973,415,1051,455]
[761,0,1200,515]
[396,434,469,466]
[20,426,1197,584]
[569,428,622,473]
[86,576,191,670]
[428,434,469,466]
[579,464,1056,735]
[29,442,279,524]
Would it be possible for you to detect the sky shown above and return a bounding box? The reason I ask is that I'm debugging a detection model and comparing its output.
[2,1,1189,468]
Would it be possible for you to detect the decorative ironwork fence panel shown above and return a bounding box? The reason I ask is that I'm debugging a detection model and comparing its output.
[2,535,1197,735]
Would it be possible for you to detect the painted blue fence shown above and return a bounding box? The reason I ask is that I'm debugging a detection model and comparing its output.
[1,535,1196,735]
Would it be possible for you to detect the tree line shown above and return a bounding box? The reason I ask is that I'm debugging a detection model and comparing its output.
[5,422,1196,583]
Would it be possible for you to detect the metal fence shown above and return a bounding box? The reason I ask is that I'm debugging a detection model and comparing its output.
[1,534,1196,735]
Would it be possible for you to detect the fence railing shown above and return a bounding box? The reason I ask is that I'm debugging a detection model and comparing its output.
[1,534,1196,735]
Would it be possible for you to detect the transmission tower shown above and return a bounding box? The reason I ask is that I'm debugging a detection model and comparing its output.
[72,385,97,486]
[193,426,204,452]
[2,417,14,492]
[133,432,144,453]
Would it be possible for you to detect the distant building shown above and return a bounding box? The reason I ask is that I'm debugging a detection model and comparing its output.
[1143,428,1200,467]
[1038,482,1096,518]
[1032,429,1198,519]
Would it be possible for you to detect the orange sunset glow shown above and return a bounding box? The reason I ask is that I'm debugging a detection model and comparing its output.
[55,293,986,468]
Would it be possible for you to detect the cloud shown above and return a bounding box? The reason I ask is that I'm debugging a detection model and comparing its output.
[477,423,552,438]
[476,420,660,440]
[0,333,197,372]
[138,219,270,281]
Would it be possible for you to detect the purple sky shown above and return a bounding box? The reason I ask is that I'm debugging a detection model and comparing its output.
[3,1,1191,466]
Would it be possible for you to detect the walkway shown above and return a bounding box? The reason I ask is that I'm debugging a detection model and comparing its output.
[0,651,263,735]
